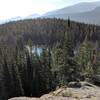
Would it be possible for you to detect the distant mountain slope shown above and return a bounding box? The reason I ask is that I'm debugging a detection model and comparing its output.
[26,14,40,19]
[44,1,100,15]
[69,6,100,25]
[1,1,100,25]
[0,16,23,25]
[0,14,40,25]
[43,1,100,25]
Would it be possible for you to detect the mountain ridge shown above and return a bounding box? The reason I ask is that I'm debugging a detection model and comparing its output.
[44,1,100,15]
[43,1,100,25]
[1,1,100,25]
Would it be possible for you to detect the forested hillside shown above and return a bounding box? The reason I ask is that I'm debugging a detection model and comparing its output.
[0,18,100,47]
[0,18,100,100]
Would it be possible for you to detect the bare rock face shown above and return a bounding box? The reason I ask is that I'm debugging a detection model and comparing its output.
[9,82,100,100]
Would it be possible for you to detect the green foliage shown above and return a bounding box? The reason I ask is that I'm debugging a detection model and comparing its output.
[76,40,100,78]
[52,30,80,86]
[77,41,93,74]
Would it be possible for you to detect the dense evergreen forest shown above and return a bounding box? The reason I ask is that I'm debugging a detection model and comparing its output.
[0,18,100,100]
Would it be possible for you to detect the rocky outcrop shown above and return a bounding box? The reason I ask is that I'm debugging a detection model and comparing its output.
[9,82,100,100]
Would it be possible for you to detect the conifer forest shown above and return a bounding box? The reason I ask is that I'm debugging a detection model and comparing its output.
[0,18,100,99]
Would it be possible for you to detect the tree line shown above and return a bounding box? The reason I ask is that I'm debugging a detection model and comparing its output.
[0,18,100,47]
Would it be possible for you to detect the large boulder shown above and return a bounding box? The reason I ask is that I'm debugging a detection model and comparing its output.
[8,81,100,100]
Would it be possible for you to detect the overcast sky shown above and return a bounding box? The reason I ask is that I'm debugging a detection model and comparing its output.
[0,0,100,20]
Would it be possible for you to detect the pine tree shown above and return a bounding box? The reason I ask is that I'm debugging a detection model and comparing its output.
[76,40,93,77]
[14,46,24,96]
[52,31,78,85]
[40,47,52,91]
[2,57,12,99]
